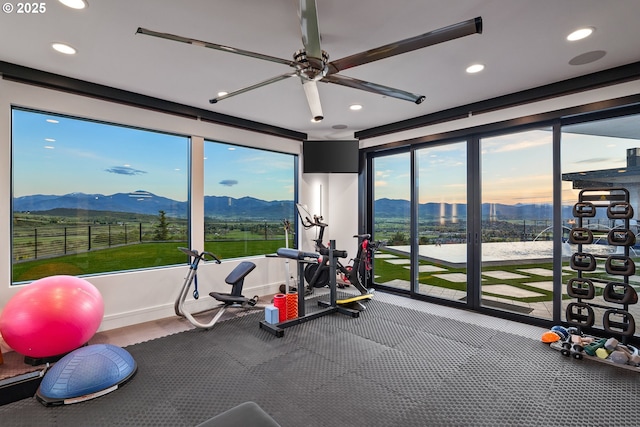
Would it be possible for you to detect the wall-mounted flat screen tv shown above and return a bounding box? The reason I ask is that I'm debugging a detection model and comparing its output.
[302,140,359,173]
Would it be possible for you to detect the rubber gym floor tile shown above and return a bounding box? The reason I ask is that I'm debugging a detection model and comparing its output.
[413,315,501,348]
[394,330,478,373]
[297,328,391,370]
[304,371,423,427]
[2,298,638,426]
[248,346,351,396]
[342,316,420,347]
[421,372,546,427]
[353,347,448,402]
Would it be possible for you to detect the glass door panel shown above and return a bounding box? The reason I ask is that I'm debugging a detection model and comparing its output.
[480,129,553,319]
[416,142,467,301]
[561,115,640,335]
[372,153,411,291]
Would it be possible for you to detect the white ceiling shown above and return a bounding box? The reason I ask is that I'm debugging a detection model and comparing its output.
[1,0,640,140]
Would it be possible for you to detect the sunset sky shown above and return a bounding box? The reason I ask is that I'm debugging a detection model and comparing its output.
[373,127,636,206]
[12,109,295,202]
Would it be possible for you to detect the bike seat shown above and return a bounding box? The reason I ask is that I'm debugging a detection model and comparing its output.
[353,233,371,239]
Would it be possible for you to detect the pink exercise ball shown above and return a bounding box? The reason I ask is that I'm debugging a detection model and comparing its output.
[0,275,104,358]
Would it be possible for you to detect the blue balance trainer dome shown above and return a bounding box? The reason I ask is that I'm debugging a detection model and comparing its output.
[36,343,137,406]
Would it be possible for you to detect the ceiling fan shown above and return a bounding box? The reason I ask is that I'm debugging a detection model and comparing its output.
[137,1,482,122]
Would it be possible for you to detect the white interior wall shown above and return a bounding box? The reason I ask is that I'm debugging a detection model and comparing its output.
[297,173,359,261]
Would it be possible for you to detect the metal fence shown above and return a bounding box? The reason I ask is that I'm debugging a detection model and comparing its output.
[12,223,163,262]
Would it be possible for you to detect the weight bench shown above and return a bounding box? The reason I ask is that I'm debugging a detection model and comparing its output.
[195,401,281,427]
[203,261,258,328]
[210,261,257,305]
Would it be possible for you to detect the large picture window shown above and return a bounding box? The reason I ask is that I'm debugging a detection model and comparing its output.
[203,140,296,258]
[11,108,189,283]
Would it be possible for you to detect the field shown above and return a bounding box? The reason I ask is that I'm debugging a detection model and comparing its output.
[12,210,293,282]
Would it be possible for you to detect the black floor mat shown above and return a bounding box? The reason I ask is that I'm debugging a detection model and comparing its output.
[1,298,639,426]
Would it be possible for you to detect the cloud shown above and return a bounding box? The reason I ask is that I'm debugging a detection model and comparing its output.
[105,166,147,175]
[491,137,550,153]
[574,157,614,164]
[219,179,238,187]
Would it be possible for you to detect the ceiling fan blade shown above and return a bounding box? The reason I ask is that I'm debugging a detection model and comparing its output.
[322,74,425,104]
[301,80,324,122]
[209,73,297,104]
[327,17,482,74]
[136,27,297,68]
[299,0,322,58]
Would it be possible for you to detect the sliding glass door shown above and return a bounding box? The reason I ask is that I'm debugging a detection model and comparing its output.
[479,128,554,319]
[561,114,640,331]
[415,142,467,301]
[372,152,411,291]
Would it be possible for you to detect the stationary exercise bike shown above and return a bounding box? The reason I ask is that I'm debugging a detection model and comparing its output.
[175,247,260,329]
[296,204,384,305]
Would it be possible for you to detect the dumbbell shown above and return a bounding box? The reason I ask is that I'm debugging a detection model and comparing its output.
[620,345,640,366]
[567,278,595,300]
[559,335,584,359]
[560,341,584,359]
[584,338,608,357]
[607,202,634,220]
[603,282,638,305]
[607,228,636,246]
[571,253,597,272]
[566,302,595,327]
[569,227,594,244]
[603,309,636,337]
[573,202,596,218]
[604,338,640,365]
[605,255,636,276]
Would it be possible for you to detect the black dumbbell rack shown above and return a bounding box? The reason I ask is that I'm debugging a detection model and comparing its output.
[566,187,637,343]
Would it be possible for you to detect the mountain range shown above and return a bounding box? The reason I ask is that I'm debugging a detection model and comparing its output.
[13,192,581,221]
[13,191,293,220]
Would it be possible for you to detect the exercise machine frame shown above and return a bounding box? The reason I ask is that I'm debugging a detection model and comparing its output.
[259,240,360,337]
[296,203,383,295]
[175,247,259,329]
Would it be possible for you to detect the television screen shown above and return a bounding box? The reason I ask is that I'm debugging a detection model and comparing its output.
[302,140,360,173]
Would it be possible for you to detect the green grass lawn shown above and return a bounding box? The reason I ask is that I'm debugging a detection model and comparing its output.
[12,239,289,282]
[372,250,598,303]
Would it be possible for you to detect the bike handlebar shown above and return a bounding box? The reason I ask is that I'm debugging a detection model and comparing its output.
[277,248,320,260]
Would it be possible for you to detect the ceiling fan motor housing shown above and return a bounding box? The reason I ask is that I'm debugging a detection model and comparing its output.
[294,49,329,81]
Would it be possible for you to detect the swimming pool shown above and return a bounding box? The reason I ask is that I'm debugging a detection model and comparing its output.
[389,241,629,266]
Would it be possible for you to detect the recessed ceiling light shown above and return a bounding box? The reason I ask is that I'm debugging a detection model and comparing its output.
[58,0,88,9]
[46,119,59,124]
[52,42,76,55]
[349,104,363,111]
[45,138,56,142]
[466,63,484,74]
[567,27,594,41]
[44,146,55,149]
